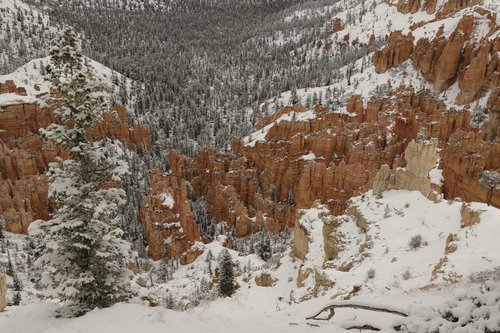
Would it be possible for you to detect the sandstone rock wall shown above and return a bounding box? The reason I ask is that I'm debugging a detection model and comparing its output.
[139,171,201,261]
[375,8,499,105]
[166,86,498,244]
[392,0,481,16]
[292,216,309,260]
[441,130,500,207]
[373,31,414,74]
[0,82,152,234]
[373,139,443,201]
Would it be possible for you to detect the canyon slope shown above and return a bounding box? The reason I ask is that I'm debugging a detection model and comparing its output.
[0,0,499,331]
[0,0,499,264]
[144,0,500,259]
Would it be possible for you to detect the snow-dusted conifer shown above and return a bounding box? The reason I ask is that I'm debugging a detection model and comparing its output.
[218,249,235,297]
[0,217,5,239]
[257,232,272,262]
[30,27,135,316]
[12,292,21,306]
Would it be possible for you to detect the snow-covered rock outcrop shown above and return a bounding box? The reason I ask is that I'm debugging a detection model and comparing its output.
[292,189,500,300]
[373,139,443,201]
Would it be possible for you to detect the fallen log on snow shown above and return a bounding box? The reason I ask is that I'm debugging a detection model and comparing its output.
[306,303,408,321]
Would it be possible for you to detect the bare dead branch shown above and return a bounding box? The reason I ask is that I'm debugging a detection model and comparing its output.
[306,303,408,321]
[346,324,381,331]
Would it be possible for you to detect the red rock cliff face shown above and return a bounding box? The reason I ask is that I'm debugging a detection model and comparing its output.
[165,85,498,239]
[373,31,415,74]
[139,171,201,261]
[163,7,499,238]
[0,82,152,234]
[376,6,499,104]
[392,0,482,16]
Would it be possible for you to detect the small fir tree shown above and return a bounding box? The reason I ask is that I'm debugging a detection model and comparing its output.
[257,232,272,261]
[31,27,134,316]
[205,249,214,277]
[218,249,235,297]
[164,293,175,310]
[12,291,21,306]
[7,250,14,276]
[13,272,23,292]
[0,217,5,239]
[287,190,295,206]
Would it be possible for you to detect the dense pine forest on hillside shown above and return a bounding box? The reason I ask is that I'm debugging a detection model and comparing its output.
[20,0,379,157]
[1,0,380,255]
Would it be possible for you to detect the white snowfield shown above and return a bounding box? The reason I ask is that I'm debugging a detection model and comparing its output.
[0,56,133,106]
[1,190,499,332]
[0,93,37,108]
[0,294,431,333]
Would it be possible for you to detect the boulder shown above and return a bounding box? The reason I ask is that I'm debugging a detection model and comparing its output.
[255,273,277,287]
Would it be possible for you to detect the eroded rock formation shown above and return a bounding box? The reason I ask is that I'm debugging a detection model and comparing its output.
[139,171,201,261]
[460,202,482,228]
[375,7,499,104]
[392,0,482,16]
[0,82,152,234]
[163,82,498,248]
[373,139,443,201]
[373,31,414,74]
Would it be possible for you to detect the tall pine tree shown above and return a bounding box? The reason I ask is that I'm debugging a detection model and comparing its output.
[30,27,135,316]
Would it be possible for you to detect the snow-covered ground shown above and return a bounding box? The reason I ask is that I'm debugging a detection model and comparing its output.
[0,93,37,108]
[0,246,469,333]
[0,287,451,333]
[243,109,319,146]
[1,189,498,332]
[0,57,134,106]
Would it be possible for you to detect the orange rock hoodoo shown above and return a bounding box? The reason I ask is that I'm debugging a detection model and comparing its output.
[165,88,498,241]
[0,81,151,234]
[139,171,201,261]
[373,31,415,74]
[376,7,499,103]
[393,0,482,16]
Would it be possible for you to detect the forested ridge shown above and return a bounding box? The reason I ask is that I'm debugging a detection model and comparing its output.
[22,0,378,157]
